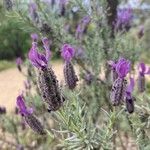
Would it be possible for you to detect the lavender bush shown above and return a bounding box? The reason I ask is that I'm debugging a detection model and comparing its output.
[0,0,150,149]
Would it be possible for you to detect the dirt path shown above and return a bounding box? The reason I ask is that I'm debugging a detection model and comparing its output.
[0,61,73,112]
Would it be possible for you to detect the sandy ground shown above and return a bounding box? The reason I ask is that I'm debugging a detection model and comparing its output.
[0,61,69,112]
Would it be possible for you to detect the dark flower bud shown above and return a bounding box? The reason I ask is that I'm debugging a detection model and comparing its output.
[110,78,127,106]
[24,114,45,135]
[64,61,78,89]
[38,67,65,111]
[125,97,135,113]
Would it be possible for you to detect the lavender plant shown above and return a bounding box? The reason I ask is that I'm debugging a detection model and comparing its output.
[1,0,150,149]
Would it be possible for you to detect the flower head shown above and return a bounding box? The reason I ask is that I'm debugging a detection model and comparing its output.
[61,44,75,61]
[116,58,130,78]
[125,77,135,113]
[16,95,33,116]
[138,62,150,76]
[63,61,78,89]
[28,39,51,69]
[116,8,133,31]
[16,95,45,135]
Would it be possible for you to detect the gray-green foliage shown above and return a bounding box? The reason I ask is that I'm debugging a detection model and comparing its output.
[0,0,150,150]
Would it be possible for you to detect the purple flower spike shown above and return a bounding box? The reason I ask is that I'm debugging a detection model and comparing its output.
[28,42,48,69]
[61,44,75,62]
[126,77,134,99]
[31,33,38,42]
[116,58,130,78]
[16,95,33,116]
[116,8,133,31]
[125,77,135,113]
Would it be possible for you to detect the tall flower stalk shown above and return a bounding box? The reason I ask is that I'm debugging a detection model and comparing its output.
[125,77,135,113]
[28,35,64,111]
[16,95,45,135]
[110,58,130,106]
[61,44,78,89]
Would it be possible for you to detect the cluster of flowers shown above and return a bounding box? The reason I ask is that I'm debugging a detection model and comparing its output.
[109,58,150,113]
[16,34,78,134]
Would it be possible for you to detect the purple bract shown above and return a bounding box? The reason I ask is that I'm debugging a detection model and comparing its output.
[61,44,75,61]
[28,36,51,69]
[138,62,150,76]
[115,58,130,78]
[16,95,33,116]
